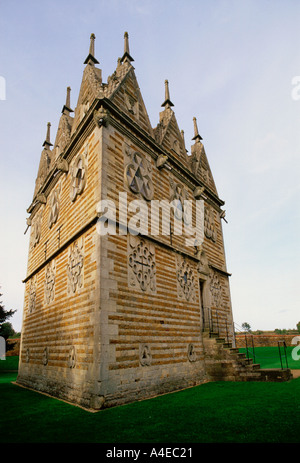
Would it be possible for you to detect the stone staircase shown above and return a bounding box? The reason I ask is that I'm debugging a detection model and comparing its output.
[202,330,292,382]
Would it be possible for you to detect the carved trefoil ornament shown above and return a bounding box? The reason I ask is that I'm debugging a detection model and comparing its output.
[44,260,56,304]
[187,343,197,362]
[204,205,217,242]
[128,235,156,293]
[209,271,223,308]
[176,257,196,302]
[124,148,154,201]
[169,177,190,225]
[67,239,84,294]
[68,346,76,368]
[43,347,49,366]
[70,154,87,202]
[139,343,152,366]
[32,210,42,248]
[48,183,61,228]
[28,276,37,313]
[125,90,139,117]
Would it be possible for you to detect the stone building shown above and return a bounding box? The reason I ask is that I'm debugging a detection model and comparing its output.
[17,33,238,410]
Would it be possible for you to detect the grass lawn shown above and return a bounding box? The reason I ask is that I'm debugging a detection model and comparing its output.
[239,346,300,370]
[0,356,300,444]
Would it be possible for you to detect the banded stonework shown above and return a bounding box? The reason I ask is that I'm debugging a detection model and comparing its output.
[17,32,235,410]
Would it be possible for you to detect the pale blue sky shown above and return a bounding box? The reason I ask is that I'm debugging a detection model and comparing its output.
[0,0,299,332]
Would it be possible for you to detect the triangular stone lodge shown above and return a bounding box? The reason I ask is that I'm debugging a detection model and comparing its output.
[17,32,248,410]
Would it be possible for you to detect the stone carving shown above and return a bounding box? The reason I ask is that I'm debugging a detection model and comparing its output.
[139,344,152,366]
[43,347,49,366]
[204,205,217,242]
[28,276,37,313]
[67,239,84,294]
[32,210,42,247]
[197,248,210,275]
[125,91,139,116]
[70,154,87,202]
[68,346,76,368]
[187,343,197,362]
[48,184,61,228]
[176,257,196,302]
[209,271,223,308]
[128,236,156,293]
[93,105,109,127]
[169,177,190,224]
[44,260,56,304]
[124,149,153,200]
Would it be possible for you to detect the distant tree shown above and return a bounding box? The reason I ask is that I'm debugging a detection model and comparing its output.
[0,322,15,340]
[242,322,251,333]
[297,322,300,334]
[275,328,287,334]
[0,290,16,340]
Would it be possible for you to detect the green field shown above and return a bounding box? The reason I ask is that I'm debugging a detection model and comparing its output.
[238,346,300,369]
[0,356,300,444]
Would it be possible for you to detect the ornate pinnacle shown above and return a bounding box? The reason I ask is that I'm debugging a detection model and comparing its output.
[43,122,53,148]
[62,86,74,115]
[121,31,134,63]
[161,79,174,108]
[192,117,203,142]
[84,33,100,65]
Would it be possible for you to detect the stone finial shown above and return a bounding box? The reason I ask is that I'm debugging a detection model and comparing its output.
[121,31,134,63]
[161,79,174,108]
[84,33,100,65]
[43,122,53,148]
[62,86,74,115]
[192,117,203,142]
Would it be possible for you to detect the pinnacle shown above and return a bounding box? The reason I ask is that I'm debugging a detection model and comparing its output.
[61,86,74,115]
[42,122,53,148]
[121,31,134,63]
[192,117,203,142]
[84,33,100,65]
[161,79,174,108]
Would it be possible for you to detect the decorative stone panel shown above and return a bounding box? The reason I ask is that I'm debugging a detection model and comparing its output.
[67,239,84,294]
[128,235,156,293]
[204,205,216,242]
[68,346,76,368]
[187,343,197,362]
[209,271,223,308]
[44,260,56,304]
[32,210,42,248]
[48,183,61,228]
[70,154,87,202]
[43,347,49,366]
[169,177,190,224]
[139,344,152,366]
[28,276,37,313]
[124,148,153,200]
[176,256,196,302]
